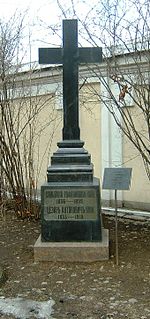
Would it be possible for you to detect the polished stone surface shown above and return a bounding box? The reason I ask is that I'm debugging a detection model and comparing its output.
[41,178,102,242]
[47,140,93,183]
[39,20,102,141]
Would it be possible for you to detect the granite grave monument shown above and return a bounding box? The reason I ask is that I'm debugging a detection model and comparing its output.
[34,19,109,261]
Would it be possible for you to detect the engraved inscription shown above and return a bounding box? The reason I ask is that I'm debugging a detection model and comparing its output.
[44,188,97,221]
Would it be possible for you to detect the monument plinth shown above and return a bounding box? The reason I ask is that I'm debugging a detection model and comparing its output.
[48,140,93,183]
[34,19,109,261]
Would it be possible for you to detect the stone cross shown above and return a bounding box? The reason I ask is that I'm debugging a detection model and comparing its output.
[39,19,102,140]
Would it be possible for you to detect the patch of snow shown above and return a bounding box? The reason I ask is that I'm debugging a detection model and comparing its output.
[128,298,138,304]
[0,297,55,319]
[41,282,47,285]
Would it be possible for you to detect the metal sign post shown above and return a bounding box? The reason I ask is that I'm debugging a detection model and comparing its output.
[115,189,118,266]
[102,168,132,265]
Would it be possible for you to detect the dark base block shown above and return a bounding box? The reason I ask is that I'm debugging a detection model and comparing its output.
[41,219,101,242]
[41,178,102,242]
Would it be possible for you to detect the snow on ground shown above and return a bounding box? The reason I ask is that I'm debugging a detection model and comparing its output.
[0,297,55,319]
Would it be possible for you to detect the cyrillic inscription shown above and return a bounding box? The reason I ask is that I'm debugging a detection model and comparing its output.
[44,188,97,221]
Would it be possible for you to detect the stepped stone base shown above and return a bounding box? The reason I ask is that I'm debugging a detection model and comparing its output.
[34,229,109,262]
[47,140,93,182]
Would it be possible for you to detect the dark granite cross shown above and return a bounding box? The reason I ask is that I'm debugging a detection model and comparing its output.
[39,19,102,140]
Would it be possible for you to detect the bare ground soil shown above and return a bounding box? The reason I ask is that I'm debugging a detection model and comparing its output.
[0,210,150,319]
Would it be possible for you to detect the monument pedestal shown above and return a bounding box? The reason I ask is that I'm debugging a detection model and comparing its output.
[41,140,102,242]
[34,229,109,262]
[34,140,109,261]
